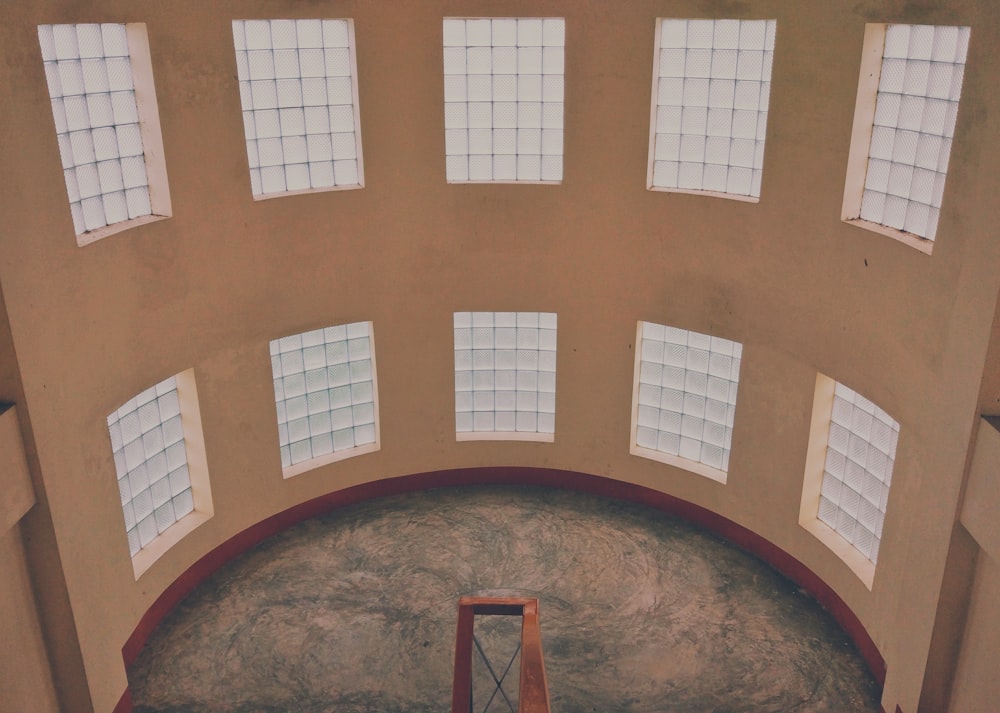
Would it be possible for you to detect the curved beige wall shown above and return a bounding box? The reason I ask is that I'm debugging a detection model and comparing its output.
[2,2,1000,711]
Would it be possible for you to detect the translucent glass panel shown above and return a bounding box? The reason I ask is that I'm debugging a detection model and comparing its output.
[270,322,377,469]
[107,376,193,557]
[858,25,969,241]
[454,312,557,437]
[38,24,154,236]
[633,322,742,474]
[443,18,565,183]
[818,382,899,563]
[233,19,363,197]
[648,19,776,199]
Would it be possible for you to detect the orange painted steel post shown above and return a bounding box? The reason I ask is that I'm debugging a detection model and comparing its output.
[452,599,477,713]
[451,596,550,713]
[518,600,551,713]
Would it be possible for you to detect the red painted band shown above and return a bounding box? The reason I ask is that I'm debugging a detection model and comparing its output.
[112,687,131,713]
[118,467,886,711]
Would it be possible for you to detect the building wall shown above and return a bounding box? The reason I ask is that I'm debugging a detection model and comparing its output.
[947,418,1000,711]
[0,396,57,710]
[949,550,1000,713]
[0,526,60,713]
[1,279,93,712]
[1,1,999,712]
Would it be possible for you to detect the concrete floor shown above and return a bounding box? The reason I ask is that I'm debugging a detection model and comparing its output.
[128,486,881,712]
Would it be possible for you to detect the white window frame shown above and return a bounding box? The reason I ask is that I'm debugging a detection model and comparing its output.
[270,321,380,479]
[107,369,212,580]
[799,374,899,589]
[629,321,741,483]
[232,18,366,200]
[454,311,557,441]
[39,23,171,246]
[442,17,566,184]
[646,18,777,202]
[841,24,970,254]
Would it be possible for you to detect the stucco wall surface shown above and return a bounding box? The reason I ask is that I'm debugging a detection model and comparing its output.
[1,2,999,712]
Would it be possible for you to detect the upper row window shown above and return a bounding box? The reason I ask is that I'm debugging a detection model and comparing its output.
[38,23,171,245]
[443,18,565,183]
[842,24,970,252]
[647,19,776,201]
[232,19,365,198]
[38,19,970,254]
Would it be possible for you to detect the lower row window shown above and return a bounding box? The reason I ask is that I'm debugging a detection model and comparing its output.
[105,321,900,590]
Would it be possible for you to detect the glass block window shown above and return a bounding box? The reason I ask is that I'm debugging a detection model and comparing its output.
[856,25,970,241]
[233,19,364,197]
[633,322,742,475]
[270,322,377,470]
[648,19,776,199]
[107,376,193,558]
[38,24,161,238]
[454,312,557,438]
[817,382,899,563]
[443,18,565,183]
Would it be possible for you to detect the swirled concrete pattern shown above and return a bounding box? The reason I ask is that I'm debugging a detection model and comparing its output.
[129,487,881,712]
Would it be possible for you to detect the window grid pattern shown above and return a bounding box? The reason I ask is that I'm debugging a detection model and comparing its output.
[270,322,376,468]
[233,19,362,197]
[443,18,565,183]
[818,383,899,563]
[107,376,193,558]
[454,312,557,435]
[858,24,969,241]
[649,19,776,198]
[38,24,153,236]
[634,322,741,473]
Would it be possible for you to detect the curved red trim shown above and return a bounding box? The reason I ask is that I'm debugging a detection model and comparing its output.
[112,688,131,713]
[119,467,885,709]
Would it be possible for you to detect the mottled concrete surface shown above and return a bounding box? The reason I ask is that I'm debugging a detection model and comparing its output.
[129,486,881,713]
